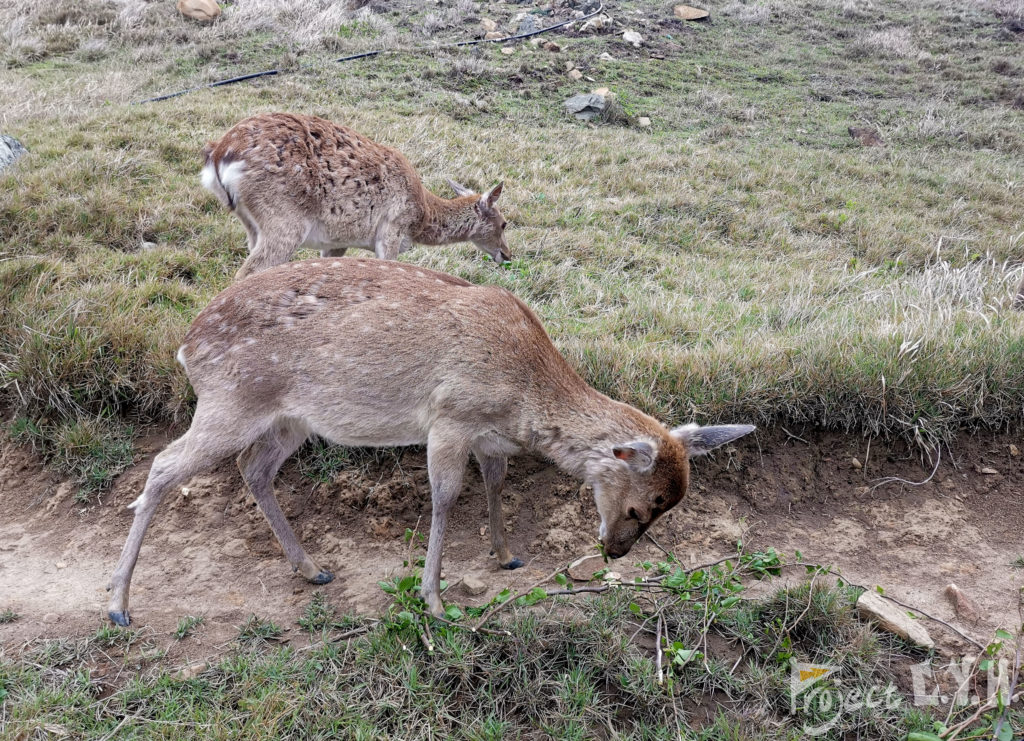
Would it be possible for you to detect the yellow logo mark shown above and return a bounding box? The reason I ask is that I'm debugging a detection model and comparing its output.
[799,668,830,682]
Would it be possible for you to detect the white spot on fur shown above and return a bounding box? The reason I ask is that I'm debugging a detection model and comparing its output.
[128,493,146,510]
[270,354,279,363]
[218,160,246,198]
[175,346,188,369]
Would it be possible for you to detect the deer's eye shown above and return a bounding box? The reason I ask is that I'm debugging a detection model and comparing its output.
[500,221,507,230]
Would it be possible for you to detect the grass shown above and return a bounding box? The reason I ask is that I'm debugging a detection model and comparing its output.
[0,583,959,740]
[1,0,1023,486]
[173,614,205,640]
[0,1,1022,734]
[0,610,19,624]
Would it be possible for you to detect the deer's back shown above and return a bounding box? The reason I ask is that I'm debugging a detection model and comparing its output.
[208,113,425,222]
[180,259,580,423]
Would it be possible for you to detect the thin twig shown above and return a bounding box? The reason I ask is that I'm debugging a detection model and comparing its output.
[655,613,664,685]
[868,447,941,493]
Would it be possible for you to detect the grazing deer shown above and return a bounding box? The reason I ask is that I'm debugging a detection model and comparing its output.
[201,112,511,280]
[106,259,754,625]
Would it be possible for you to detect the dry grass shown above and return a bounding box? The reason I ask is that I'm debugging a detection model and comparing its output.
[0,0,1023,485]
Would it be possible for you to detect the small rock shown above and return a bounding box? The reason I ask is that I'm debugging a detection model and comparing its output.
[848,126,884,147]
[944,584,981,625]
[481,18,498,32]
[674,4,710,21]
[1011,444,1020,457]
[568,69,583,80]
[580,14,609,33]
[500,46,516,55]
[602,571,622,582]
[592,86,610,96]
[176,0,221,23]
[856,590,934,650]
[637,116,651,127]
[43,613,59,624]
[622,30,644,47]
[542,41,561,52]
[221,538,248,558]
[462,574,487,596]
[484,31,503,40]
[55,561,67,569]
[851,457,862,470]
[173,661,208,681]
[598,52,616,62]
[567,554,604,581]
[479,525,487,537]
[0,135,26,171]
[979,466,998,475]
[517,14,540,35]
[564,92,607,121]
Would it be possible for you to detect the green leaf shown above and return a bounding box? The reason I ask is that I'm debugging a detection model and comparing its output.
[628,602,642,615]
[444,605,463,621]
[907,733,944,741]
[979,659,994,671]
[996,722,1013,741]
[994,629,1015,641]
[875,585,885,595]
[379,581,397,594]
[795,549,803,561]
[397,611,414,624]
[554,572,569,587]
[398,576,417,593]
[495,588,512,604]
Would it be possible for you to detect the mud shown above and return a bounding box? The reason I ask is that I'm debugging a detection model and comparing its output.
[1,428,1021,656]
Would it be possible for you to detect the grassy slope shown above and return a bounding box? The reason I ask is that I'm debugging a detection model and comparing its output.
[1,0,1023,490]
[2,2,1024,737]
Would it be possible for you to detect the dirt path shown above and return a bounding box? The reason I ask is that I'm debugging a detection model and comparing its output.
[1,430,1021,654]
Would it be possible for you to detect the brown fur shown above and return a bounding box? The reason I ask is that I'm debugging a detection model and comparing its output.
[201,113,510,279]
[106,259,753,624]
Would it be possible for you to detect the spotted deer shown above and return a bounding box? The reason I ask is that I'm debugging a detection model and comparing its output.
[201,112,510,280]
[106,259,754,625]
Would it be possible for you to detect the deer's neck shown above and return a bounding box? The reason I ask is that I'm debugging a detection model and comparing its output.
[523,383,654,481]
[413,189,479,246]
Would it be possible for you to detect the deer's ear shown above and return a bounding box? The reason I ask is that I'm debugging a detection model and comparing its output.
[611,440,656,472]
[670,424,755,457]
[485,181,503,206]
[447,178,475,197]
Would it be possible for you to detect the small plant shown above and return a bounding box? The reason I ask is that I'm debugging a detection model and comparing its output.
[1011,556,1024,569]
[91,624,136,649]
[298,592,335,633]
[173,615,204,640]
[237,615,285,643]
[0,609,19,624]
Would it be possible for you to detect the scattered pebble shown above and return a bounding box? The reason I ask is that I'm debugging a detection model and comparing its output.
[1010,444,1020,457]
[43,613,59,624]
[856,590,934,650]
[481,18,498,32]
[173,661,209,681]
[484,31,503,40]
[462,573,487,596]
[598,52,616,62]
[674,4,711,21]
[979,466,998,475]
[637,116,651,127]
[592,86,610,96]
[564,92,608,121]
[568,69,583,80]
[542,40,561,52]
[851,457,862,469]
[55,561,67,569]
[0,135,26,172]
[944,584,981,625]
[622,30,644,47]
[500,46,516,55]
[176,0,220,22]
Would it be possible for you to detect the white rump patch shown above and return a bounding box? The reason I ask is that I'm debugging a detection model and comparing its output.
[175,346,188,370]
[218,160,246,196]
[127,493,146,510]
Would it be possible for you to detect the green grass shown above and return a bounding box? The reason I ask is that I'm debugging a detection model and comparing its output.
[0,609,19,624]
[0,586,957,740]
[1,0,1021,480]
[173,615,205,640]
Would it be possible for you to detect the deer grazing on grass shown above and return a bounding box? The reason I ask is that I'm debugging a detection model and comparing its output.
[106,259,754,625]
[201,112,511,280]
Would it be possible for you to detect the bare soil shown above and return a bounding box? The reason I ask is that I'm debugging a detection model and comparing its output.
[2,428,1022,657]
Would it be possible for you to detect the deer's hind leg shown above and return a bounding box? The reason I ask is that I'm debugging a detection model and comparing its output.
[234,218,309,280]
[107,404,268,626]
[473,449,523,570]
[236,420,331,584]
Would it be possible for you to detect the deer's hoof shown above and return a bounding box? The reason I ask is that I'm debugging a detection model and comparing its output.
[309,570,334,585]
[108,610,131,627]
[500,558,525,570]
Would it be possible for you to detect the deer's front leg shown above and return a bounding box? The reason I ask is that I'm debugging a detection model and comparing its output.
[372,223,406,261]
[474,450,523,570]
[422,427,469,617]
